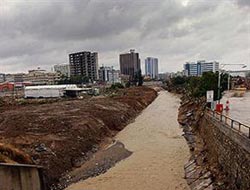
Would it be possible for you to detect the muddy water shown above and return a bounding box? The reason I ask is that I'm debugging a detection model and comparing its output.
[221,91,250,125]
[66,91,190,190]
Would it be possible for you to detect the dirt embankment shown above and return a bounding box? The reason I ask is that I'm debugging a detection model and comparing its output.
[0,86,157,189]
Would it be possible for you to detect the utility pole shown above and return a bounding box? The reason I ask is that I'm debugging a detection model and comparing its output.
[218,70,221,102]
[111,66,114,84]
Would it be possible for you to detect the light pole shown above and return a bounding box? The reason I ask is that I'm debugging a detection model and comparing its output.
[111,66,114,85]
[217,64,247,103]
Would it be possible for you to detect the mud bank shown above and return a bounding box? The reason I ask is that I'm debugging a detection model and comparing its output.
[0,86,157,189]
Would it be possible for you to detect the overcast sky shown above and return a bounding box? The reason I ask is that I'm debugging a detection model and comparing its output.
[0,0,249,74]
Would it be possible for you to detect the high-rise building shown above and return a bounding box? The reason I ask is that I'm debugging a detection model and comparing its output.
[184,61,219,76]
[145,57,159,79]
[54,63,70,78]
[198,60,219,74]
[108,70,121,84]
[99,66,112,82]
[69,51,98,81]
[119,49,141,79]
[99,66,121,84]
[184,62,198,76]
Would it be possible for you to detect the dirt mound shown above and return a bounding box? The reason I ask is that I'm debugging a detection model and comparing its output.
[0,86,157,188]
[0,143,33,164]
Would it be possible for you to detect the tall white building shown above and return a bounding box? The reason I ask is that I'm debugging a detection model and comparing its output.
[184,60,219,76]
[99,66,112,82]
[145,57,159,79]
[199,60,219,74]
[54,63,70,78]
[99,66,121,84]
[189,62,199,76]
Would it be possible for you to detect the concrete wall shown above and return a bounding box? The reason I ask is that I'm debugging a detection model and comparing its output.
[201,115,250,189]
[0,163,45,190]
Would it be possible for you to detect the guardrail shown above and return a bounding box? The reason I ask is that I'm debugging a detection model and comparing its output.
[206,108,250,139]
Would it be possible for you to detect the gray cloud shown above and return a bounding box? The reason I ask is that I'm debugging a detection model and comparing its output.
[0,0,249,73]
[237,0,250,7]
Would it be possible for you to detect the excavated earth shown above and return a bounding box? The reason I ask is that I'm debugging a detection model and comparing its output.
[0,86,157,189]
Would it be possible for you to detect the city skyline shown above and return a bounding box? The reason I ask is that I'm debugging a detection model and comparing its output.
[0,0,249,73]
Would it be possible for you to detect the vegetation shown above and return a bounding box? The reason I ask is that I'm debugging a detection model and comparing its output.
[132,70,143,86]
[169,72,229,100]
[110,83,124,90]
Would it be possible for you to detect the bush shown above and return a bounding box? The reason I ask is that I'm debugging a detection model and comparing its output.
[169,71,228,100]
[110,83,124,90]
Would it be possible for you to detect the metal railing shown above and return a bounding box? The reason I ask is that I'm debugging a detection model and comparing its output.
[206,108,250,138]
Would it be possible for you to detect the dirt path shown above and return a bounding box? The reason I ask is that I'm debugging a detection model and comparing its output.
[66,91,190,190]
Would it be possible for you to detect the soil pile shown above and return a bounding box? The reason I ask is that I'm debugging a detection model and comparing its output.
[0,143,33,164]
[0,86,157,188]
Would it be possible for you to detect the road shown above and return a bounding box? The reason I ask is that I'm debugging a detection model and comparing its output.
[221,91,250,125]
[66,91,190,190]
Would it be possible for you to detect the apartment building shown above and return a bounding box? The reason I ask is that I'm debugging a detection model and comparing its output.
[69,51,99,81]
[119,49,141,79]
[145,57,159,79]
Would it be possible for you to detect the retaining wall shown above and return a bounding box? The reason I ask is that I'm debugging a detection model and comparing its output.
[200,114,250,189]
[0,163,45,190]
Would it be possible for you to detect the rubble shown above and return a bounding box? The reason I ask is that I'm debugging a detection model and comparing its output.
[178,95,215,190]
[178,95,229,190]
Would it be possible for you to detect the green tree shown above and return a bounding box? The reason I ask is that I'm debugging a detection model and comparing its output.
[70,76,89,84]
[131,70,143,86]
[57,74,70,84]
[138,70,143,86]
[171,76,186,86]
[169,72,227,100]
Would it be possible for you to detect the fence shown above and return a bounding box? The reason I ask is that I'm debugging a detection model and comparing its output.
[206,108,250,138]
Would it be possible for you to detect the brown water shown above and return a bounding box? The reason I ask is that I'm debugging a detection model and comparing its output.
[221,91,250,126]
[66,91,190,190]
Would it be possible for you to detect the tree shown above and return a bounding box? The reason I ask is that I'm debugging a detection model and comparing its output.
[70,76,89,84]
[57,74,70,84]
[138,70,143,86]
[169,71,227,100]
[131,70,143,86]
[188,72,228,100]
[110,83,124,89]
[186,76,202,98]
[171,76,186,86]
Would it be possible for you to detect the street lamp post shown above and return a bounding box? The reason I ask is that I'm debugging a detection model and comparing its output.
[217,64,247,103]
[218,70,221,101]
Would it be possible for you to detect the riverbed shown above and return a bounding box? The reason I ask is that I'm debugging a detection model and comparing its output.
[66,91,190,190]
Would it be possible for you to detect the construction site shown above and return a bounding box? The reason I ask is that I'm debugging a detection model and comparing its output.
[0,86,157,189]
